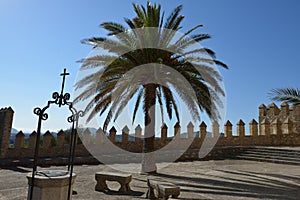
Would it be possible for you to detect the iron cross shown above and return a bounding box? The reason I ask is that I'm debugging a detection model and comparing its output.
[60,68,70,95]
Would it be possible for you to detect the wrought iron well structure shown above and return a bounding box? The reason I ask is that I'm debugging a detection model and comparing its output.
[29,68,83,200]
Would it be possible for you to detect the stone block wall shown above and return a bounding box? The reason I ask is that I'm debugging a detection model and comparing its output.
[1,103,300,162]
[3,117,300,160]
[0,107,14,158]
[259,103,300,133]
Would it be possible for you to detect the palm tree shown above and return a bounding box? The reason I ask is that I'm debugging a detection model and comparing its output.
[75,1,228,173]
[269,88,300,105]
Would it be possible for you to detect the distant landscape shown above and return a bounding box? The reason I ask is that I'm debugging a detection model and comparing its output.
[10,128,59,145]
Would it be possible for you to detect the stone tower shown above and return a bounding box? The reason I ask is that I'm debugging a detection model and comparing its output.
[259,103,300,134]
[0,107,14,157]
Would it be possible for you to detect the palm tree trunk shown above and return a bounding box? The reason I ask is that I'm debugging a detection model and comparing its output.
[141,84,157,173]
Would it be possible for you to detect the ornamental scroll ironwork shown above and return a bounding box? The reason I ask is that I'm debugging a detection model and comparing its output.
[29,68,82,200]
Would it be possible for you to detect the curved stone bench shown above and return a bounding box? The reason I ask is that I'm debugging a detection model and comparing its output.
[147,178,180,200]
[95,172,132,193]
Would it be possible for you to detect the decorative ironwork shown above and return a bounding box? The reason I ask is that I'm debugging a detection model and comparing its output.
[29,68,82,200]
[33,108,48,120]
[67,110,84,123]
[66,108,84,199]
[51,91,71,106]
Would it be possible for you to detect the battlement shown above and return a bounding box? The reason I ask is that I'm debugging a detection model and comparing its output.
[0,107,14,113]
[259,102,300,133]
[0,104,300,161]
[1,118,299,160]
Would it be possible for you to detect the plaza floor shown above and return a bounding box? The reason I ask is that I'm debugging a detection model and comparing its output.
[0,159,299,200]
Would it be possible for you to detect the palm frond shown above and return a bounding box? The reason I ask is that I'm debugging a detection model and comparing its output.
[81,37,106,46]
[177,25,203,42]
[102,110,113,132]
[100,22,126,36]
[160,86,178,121]
[173,34,212,53]
[132,88,144,124]
[156,87,165,124]
[269,88,300,105]
[124,17,137,29]
[112,85,140,122]
[164,5,183,29]
[74,69,104,90]
[133,3,147,26]
[79,55,118,70]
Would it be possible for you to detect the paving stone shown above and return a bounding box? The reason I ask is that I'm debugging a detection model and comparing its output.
[0,159,299,199]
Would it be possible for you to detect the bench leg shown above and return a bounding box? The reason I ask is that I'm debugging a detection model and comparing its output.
[95,180,108,192]
[118,181,131,193]
[119,184,127,192]
[161,191,178,200]
[146,179,156,199]
[146,187,155,199]
[158,191,165,199]
[125,183,131,192]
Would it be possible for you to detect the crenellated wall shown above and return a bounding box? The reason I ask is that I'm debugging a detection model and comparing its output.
[259,102,300,133]
[0,103,300,162]
[3,117,300,160]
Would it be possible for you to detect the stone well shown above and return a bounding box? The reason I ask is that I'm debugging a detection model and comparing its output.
[27,170,76,200]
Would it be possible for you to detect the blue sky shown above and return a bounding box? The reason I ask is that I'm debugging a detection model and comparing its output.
[0,0,299,134]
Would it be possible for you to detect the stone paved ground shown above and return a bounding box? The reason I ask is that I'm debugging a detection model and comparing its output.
[0,159,299,200]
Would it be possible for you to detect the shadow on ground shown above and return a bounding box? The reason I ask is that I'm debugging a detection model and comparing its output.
[0,166,30,173]
[154,169,300,200]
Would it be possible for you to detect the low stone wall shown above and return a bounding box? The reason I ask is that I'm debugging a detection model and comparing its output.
[2,118,300,161]
[0,146,247,167]
[1,103,300,166]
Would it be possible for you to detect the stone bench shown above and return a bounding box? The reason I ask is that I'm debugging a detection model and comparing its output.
[147,178,180,200]
[95,172,132,193]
